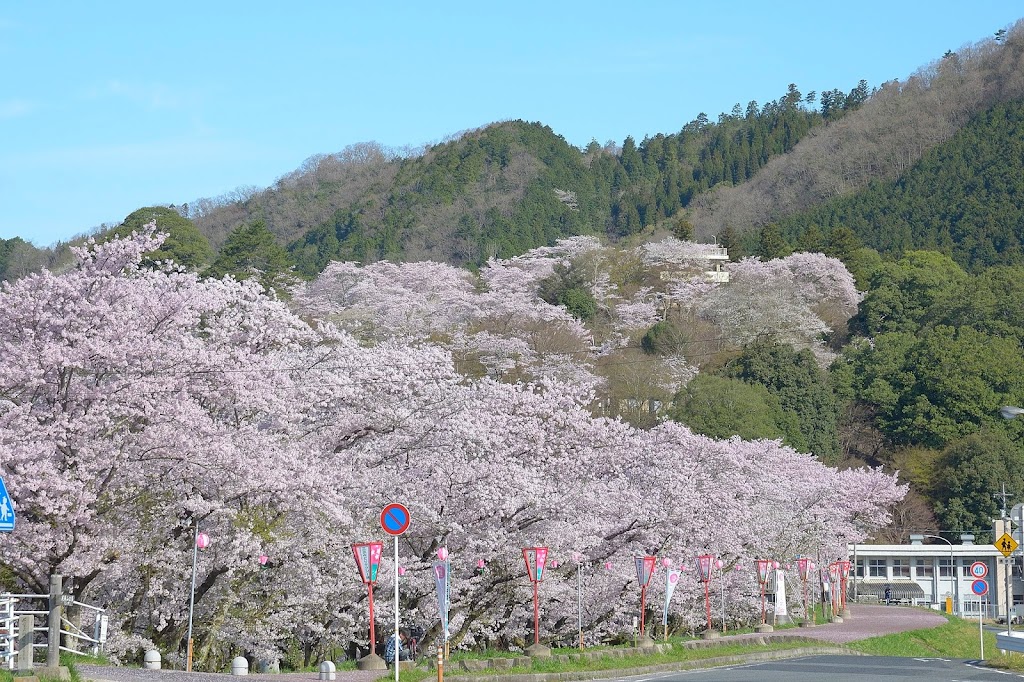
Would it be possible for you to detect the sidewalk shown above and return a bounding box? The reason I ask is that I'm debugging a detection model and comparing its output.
[77,604,947,682]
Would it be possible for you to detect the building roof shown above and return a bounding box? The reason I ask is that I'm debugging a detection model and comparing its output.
[850,543,1002,558]
[855,581,926,600]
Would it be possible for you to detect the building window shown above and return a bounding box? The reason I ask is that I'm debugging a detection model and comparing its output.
[855,559,864,578]
[939,558,954,577]
[892,559,910,578]
[869,558,886,578]
[915,559,933,578]
[962,562,976,577]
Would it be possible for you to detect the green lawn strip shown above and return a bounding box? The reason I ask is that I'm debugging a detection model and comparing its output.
[0,653,85,682]
[847,613,995,659]
[989,653,1024,672]
[389,639,827,682]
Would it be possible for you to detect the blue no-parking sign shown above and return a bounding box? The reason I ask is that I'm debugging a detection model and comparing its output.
[0,476,14,532]
[971,579,989,596]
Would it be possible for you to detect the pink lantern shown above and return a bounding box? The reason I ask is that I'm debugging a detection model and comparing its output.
[196,533,210,549]
[772,560,780,570]
[715,559,724,570]
[398,566,407,577]
[551,560,560,568]
[258,554,268,566]
[572,552,582,563]
[476,559,485,569]
[604,562,613,570]
[661,557,672,568]
[437,547,449,561]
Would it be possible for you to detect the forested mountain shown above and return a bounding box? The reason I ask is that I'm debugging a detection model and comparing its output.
[766,100,1024,271]
[183,81,848,275]
[688,24,1024,245]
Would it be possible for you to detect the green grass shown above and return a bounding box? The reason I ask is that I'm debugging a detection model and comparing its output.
[0,652,84,682]
[847,613,995,658]
[385,639,823,682]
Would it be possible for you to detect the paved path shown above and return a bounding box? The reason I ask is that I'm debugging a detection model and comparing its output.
[77,605,949,681]
[718,604,948,645]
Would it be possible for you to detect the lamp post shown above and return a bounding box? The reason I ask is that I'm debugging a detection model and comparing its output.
[695,554,717,639]
[838,559,851,618]
[186,528,210,672]
[755,559,773,632]
[352,541,385,668]
[910,533,956,615]
[797,557,814,626]
[633,556,657,641]
[522,547,550,656]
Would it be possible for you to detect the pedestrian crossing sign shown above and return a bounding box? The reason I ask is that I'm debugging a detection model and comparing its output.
[0,476,14,532]
[996,532,1018,557]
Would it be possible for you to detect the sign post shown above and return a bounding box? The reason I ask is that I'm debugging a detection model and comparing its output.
[996,534,1018,637]
[381,503,411,682]
[972,577,989,659]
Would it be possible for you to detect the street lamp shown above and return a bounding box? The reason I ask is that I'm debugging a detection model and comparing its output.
[796,557,815,626]
[522,547,549,654]
[633,556,657,640]
[186,529,210,672]
[695,554,716,638]
[351,541,384,666]
[910,533,956,615]
[755,559,773,631]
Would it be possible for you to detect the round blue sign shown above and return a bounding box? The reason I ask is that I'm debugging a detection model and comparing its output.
[380,503,411,536]
[971,578,989,596]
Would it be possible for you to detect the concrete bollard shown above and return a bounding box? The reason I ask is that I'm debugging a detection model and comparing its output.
[319,661,337,681]
[230,656,249,675]
[143,650,161,670]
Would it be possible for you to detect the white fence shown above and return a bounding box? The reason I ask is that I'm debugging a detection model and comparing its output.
[0,592,106,669]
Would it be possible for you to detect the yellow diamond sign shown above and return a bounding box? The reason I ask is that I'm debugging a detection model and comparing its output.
[996,532,1018,557]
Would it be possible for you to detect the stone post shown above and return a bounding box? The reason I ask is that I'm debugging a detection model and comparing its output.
[18,614,33,672]
[48,574,61,668]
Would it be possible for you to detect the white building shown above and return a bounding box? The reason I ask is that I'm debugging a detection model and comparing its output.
[849,522,1017,618]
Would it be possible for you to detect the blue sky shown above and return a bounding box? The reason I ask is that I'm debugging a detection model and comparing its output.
[1,2,1020,247]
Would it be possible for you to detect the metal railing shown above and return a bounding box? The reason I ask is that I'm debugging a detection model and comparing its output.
[0,593,106,669]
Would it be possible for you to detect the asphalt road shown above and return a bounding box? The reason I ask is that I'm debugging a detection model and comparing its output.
[607,655,1024,681]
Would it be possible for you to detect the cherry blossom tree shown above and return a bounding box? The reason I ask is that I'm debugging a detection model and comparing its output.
[0,230,901,668]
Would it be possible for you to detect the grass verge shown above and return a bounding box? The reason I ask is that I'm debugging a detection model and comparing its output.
[388,639,825,682]
[847,613,995,658]
[0,652,84,681]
